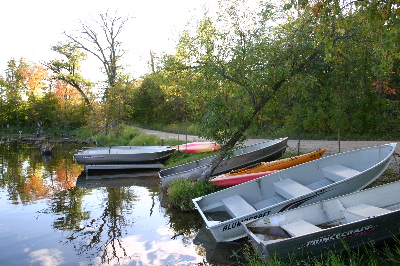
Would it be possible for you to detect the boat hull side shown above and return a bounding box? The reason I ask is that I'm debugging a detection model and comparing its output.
[75,149,175,165]
[247,211,400,261]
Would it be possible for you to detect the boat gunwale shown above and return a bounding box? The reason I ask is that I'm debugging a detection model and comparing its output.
[74,147,176,165]
[159,137,289,178]
[76,147,175,156]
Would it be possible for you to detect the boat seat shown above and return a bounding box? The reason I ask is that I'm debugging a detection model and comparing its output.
[344,203,391,223]
[221,194,256,218]
[281,219,322,237]
[273,178,313,199]
[322,165,360,182]
[307,178,334,190]
[253,195,286,209]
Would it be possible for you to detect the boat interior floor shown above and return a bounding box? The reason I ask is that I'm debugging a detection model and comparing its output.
[202,164,383,226]
[249,202,395,241]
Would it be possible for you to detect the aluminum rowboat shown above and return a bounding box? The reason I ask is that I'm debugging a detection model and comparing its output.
[74,146,175,165]
[243,180,400,260]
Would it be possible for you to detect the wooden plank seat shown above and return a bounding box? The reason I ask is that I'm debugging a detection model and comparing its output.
[273,178,313,199]
[281,219,322,237]
[322,165,360,182]
[344,203,391,223]
[221,194,256,218]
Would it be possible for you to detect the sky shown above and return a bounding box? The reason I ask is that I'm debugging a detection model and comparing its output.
[0,0,216,81]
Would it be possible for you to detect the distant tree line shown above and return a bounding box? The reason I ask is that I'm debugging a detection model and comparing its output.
[0,0,398,143]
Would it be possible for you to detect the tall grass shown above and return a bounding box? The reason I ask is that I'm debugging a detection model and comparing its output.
[166,178,222,211]
[237,238,400,266]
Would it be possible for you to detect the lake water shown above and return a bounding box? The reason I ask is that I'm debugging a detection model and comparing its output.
[0,141,241,266]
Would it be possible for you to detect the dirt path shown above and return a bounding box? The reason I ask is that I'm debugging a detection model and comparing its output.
[139,128,400,173]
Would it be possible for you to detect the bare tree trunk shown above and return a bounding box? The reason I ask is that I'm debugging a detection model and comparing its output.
[64,11,129,98]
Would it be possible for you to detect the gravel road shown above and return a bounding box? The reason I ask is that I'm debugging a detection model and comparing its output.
[138,128,400,173]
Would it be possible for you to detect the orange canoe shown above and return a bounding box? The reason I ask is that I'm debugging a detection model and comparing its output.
[211,170,280,187]
[171,142,221,153]
[222,149,326,176]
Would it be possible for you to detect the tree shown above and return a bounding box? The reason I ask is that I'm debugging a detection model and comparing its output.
[52,79,89,129]
[47,42,93,108]
[172,0,324,181]
[64,11,129,98]
[0,59,25,126]
[101,75,135,133]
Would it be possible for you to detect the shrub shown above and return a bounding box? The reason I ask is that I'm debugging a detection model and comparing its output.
[128,133,162,146]
[166,179,221,211]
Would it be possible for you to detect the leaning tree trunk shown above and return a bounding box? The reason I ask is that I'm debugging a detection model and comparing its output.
[197,78,291,182]
[197,119,254,182]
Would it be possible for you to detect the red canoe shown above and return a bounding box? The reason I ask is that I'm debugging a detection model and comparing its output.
[211,170,280,187]
[171,142,221,153]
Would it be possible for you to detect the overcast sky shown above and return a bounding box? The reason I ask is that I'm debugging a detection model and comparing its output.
[1,0,217,80]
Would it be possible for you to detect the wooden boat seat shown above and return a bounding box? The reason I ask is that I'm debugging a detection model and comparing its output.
[281,219,322,237]
[273,178,313,199]
[221,194,256,218]
[322,165,360,182]
[344,203,391,223]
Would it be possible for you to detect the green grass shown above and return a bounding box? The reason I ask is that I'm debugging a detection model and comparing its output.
[235,237,400,266]
[166,178,222,211]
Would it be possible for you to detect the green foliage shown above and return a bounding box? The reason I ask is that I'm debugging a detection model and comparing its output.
[127,134,161,146]
[240,238,400,266]
[166,179,221,211]
[120,126,141,140]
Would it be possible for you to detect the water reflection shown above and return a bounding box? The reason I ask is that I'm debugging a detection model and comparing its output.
[0,142,82,203]
[194,225,246,265]
[55,186,138,264]
[0,141,246,265]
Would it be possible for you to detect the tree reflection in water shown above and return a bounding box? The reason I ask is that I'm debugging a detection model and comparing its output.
[47,186,138,264]
[0,142,208,264]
